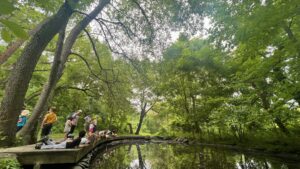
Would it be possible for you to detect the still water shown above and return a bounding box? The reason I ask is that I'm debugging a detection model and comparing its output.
[90,143,300,169]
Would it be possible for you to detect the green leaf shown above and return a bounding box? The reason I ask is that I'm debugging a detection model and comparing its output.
[0,19,28,39]
[1,28,12,42]
[0,0,16,15]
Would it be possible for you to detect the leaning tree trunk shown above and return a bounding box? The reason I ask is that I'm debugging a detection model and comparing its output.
[135,105,147,135]
[17,27,66,144]
[0,0,79,147]
[127,123,133,134]
[135,100,156,135]
[17,0,111,144]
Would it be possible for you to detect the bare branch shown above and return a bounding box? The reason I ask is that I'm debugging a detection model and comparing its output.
[69,52,101,79]
[73,9,92,18]
[34,69,51,72]
[96,17,120,25]
[83,29,104,70]
[145,101,156,113]
[69,52,119,84]
[74,8,135,40]
[131,0,154,43]
[97,17,136,40]
[55,85,100,98]
[25,89,43,103]
[95,19,147,80]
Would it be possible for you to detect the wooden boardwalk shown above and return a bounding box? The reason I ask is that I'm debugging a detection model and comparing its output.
[0,136,151,165]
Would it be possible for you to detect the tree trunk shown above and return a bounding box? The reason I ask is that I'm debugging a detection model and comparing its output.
[0,0,79,147]
[17,0,110,144]
[135,111,145,135]
[135,102,148,135]
[17,27,66,144]
[127,123,133,134]
[26,110,46,143]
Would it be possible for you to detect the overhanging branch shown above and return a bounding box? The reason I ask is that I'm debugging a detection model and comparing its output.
[83,29,104,70]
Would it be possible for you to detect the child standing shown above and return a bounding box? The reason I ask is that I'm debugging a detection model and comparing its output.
[16,109,30,132]
[64,116,72,138]
[41,107,57,137]
[89,118,97,135]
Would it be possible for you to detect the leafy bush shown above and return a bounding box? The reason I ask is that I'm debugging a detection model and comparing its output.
[0,158,21,169]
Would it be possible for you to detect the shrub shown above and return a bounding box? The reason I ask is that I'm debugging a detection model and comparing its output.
[0,158,21,169]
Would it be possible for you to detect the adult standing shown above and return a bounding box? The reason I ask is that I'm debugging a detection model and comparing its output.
[88,118,97,135]
[41,107,57,137]
[64,116,72,139]
[69,109,82,134]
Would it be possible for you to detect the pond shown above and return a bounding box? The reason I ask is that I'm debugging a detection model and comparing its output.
[90,143,300,169]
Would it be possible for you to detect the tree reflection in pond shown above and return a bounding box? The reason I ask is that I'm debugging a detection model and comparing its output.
[90,144,300,169]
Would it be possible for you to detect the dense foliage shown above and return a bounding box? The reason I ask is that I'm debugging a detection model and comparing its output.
[0,157,21,169]
[0,0,299,153]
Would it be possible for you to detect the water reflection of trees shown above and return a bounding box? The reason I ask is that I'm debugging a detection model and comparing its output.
[90,145,133,169]
[236,155,271,169]
[235,155,297,169]
[136,145,147,169]
[90,144,299,169]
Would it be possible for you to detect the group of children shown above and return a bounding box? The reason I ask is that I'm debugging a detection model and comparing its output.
[34,107,117,149]
[16,106,57,135]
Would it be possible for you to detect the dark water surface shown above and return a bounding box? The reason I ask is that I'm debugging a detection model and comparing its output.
[90,143,300,169]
